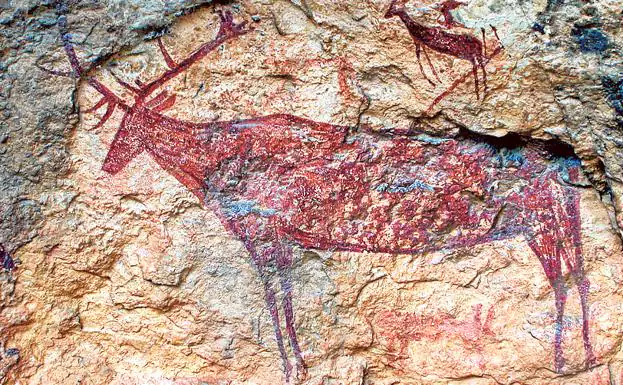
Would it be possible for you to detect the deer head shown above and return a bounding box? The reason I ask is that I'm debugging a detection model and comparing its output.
[385,0,409,18]
[40,9,249,174]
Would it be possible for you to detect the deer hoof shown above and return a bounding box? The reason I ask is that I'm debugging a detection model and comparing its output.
[295,362,309,382]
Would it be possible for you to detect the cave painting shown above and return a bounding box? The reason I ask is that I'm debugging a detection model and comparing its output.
[385,0,504,110]
[43,6,595,382]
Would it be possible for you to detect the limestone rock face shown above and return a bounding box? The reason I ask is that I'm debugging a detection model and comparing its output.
[1,0,622,384]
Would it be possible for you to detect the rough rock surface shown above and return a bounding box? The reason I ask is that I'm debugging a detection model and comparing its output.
[1,0,622,384]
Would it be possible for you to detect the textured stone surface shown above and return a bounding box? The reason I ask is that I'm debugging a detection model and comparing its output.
[1,0,622,384]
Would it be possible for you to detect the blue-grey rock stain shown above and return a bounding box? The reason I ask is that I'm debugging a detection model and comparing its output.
[572,27,609,54]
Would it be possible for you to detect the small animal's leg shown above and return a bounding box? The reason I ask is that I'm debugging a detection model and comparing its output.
[422,46,442,83]
[479,57,488,96]
[472,62,480,100]
[481,27,487,57]
[415,44,436,87]
[276,243,307,380]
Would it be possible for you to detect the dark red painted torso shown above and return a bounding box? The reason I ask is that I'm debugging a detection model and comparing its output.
[123,109,574,257]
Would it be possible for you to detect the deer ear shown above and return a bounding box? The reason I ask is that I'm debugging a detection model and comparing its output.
[102,119,144,174]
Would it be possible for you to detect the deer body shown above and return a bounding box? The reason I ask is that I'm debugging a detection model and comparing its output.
[108,109,513,254]
[46,8,595,382]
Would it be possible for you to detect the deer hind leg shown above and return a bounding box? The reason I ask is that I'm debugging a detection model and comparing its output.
[576,275,596,368]
[415,44,436,87]
[565,196,596,368]
[275,242,307,380]
[527,239,567,373]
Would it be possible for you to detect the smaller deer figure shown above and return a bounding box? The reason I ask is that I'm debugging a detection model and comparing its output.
[434,0,467,29]
[385,0,497,100]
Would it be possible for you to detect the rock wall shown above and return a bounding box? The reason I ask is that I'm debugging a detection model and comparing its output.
[1,0,622,384]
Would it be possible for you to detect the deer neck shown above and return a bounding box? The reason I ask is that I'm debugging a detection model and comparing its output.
[131,108,240,192]
[397,12,428,39]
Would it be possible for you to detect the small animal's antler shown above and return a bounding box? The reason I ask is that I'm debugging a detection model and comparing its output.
[139,9,250,103]
[38,17,130,130]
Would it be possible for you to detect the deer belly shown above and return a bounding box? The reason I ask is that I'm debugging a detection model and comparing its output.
[239,160,500,254]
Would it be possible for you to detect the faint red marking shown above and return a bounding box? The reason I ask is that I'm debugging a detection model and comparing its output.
[265,56,362,108]
[42,6,594,381]
[426,43,503,112]
[376,304,494,370]
[584,367,623,385]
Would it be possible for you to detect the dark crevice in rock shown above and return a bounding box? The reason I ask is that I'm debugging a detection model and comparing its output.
[455,126,578,160]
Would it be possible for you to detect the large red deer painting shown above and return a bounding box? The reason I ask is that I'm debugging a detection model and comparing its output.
[42,6,596,382]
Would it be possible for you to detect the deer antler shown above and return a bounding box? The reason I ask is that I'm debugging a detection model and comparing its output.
[40,8,250,122]
[140,9,250,101]
[38,15,130,130]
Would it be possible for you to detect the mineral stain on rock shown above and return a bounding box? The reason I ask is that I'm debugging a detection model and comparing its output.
[0,244,15,272]
[572,27,609,54]
[602,75,623,124]
[0,347,20,381]
[375,304,495,370]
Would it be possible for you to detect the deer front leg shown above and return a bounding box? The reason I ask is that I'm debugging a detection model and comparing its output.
[229,216,301,382]
[275,241,307,380]
[527,237,568,373]
[260,267,294,380]
[415,43,436,87]
[422,46,442,83]
[229,217,293,381]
